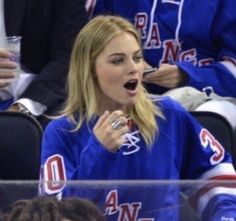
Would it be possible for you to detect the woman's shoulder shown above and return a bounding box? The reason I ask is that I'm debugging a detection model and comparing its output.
[148,94,186,113]
[45,116,76,133]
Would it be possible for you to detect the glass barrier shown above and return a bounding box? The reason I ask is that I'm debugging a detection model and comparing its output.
[0,180,235,221]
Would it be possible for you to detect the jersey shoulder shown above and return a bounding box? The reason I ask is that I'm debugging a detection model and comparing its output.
[44,116,76,135]
[149,94,187,115]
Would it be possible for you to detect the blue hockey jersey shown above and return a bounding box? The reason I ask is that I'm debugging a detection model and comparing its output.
[40,97,236,221]
[91,0,236,97]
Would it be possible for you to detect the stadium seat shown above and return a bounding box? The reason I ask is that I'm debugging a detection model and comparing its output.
[190,111,236,168]
[0,111,43,180]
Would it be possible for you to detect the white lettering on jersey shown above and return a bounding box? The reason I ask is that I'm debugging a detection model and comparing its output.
[104,190,154,221]
[43,154,66,195]
[162,0,180,5]
[104,190,119,215]
[200,129,225,165]
[122,130,141,155]
[135,13,161,49]
[179,49,197,65]
[160,39,180,63]
[199,58,214,66]
[134,13,217,66]
[135,13,148,39]
[118,203,142,221]
[144,23,161,49]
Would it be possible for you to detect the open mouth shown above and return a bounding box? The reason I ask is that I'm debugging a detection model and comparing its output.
[124,79,138,91]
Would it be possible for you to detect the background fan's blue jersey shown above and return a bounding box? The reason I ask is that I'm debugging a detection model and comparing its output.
[91,0,236,96]
[40,97,236,221]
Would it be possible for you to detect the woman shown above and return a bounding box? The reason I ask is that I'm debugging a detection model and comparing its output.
[40,15,236,221]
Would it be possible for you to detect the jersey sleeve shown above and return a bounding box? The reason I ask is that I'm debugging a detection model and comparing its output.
[39,117,116,196]
[39,118,77,195]
[177,104,236,220]
[177,61,236,97]
[178,0,236,97]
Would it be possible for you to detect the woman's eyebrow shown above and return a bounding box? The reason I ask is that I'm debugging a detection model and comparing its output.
[108,53,125,57]
[134,49,142,54]
[108,49,142,57]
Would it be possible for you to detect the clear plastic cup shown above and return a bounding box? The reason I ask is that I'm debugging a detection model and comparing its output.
[6,36,22,79]
[0,36,22,80]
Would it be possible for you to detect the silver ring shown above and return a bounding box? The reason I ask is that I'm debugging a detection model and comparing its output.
[111,119,123,130]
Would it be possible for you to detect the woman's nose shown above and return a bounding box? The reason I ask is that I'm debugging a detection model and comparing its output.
[127,59,138,74]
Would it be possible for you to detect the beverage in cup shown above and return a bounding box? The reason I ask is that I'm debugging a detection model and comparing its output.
[0,35,22,80]
[6,36,22,79]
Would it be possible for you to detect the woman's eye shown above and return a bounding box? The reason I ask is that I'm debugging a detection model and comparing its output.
[111,58,124,65]
[133,55,143,63]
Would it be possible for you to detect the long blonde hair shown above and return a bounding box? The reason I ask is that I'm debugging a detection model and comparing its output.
[62,15,163,146]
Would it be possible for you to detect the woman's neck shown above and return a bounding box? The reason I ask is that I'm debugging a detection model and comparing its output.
[97,105,129,116]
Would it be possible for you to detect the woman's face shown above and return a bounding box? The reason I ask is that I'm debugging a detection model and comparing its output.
[95,32,144,113]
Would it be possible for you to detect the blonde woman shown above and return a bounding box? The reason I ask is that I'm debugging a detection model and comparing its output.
[40,15,236,221]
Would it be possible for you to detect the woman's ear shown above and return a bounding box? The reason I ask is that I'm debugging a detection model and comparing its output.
[91,66,97,79]
[91,71,97,79]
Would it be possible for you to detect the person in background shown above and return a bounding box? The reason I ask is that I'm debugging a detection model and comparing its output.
[89,0,236,130]
[39,15,236,221]
[0,0,88,127]
[0,196,106,221]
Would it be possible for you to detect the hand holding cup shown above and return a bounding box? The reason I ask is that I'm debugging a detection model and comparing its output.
[0,36,21,88]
